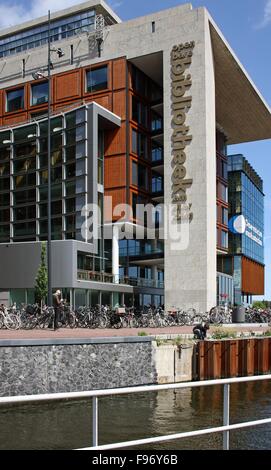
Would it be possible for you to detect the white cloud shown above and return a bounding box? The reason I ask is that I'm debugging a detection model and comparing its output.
[0,0,123,30]
[257,0,271,28]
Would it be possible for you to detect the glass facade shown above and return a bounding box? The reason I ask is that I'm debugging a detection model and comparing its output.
[132,161,149,190]
[86,66,108,92]
[6,88,24,112]
[217,273,234,306]
[0,107,90,243]
[132,129,149,160]
[31,82,49,106]
[0,10,95,58]
[132,96,148,128]
[228,155,264,265]
[119,239,164,258]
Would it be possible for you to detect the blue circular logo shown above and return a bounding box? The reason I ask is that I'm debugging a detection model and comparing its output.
[229,215,246,234]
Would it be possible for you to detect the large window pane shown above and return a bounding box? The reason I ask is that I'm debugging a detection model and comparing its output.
[86,66,108,92]
[14,189,36,205]
[0,193,9,206]
[132,129,148,160]
[6,88,24,112]
[0,224,10,240]
[31,82,49,106]
[14,205,36,221]
[14,221,36,237]
[13,157,36,174]
[14,172,36,189]
[0,177,9,192]
[0,208,9,223]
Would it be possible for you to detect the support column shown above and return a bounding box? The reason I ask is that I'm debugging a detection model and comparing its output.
[151,265,158,288]
[112,224,119,284]
[151,265,158,306]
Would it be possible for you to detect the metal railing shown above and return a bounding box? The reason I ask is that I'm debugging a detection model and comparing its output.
[0,374,271,450]
[77,270,164,288]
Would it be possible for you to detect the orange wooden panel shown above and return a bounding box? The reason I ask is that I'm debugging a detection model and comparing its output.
[104,188,126,222]
[221,340,239,378]
[113,58,126,90]
[90,94,111,111]
[211,342,222,379]
[104,155,126,189]
[198,342,205,381]
[245,339,256,376]
[258,338,269,374]
[54,70,81,102]
[242,257,264,295]
[3,113,28,126]
[105,124,126,156]
[113,90,126,120]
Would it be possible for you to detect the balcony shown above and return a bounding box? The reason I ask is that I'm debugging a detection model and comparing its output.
[78,270,131,285]
[152,146,164,173]
[129,278,164,289]
[77,270,164,289]
[119,245,164,259]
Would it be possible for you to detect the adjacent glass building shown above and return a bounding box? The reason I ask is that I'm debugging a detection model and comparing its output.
[227,154,264,305]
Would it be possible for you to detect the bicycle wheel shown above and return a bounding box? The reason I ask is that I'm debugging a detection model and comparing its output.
[0,313,5,329]
[192,315,203,324]
[5,314,20,330]
[68,312,77,328]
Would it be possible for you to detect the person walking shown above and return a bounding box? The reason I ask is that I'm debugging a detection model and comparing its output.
[53,289,62,331]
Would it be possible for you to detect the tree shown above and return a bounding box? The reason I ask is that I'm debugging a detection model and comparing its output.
[34,243,48,307]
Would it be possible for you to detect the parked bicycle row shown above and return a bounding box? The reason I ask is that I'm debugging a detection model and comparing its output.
[0,304,271,330]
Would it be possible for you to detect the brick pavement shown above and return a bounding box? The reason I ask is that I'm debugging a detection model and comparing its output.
[0,324,269,340]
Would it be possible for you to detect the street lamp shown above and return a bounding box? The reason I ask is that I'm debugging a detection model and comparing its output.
[32,12,64,306]
[34,11,65,306]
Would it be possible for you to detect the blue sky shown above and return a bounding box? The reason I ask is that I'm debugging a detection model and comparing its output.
[1,0,271,298]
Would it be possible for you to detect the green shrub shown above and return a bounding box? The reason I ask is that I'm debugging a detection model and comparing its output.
[211,328,237,340]
[138,331,148,337]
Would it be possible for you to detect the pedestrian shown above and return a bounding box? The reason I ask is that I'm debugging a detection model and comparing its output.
[53,289,62,331]
[193,322,210,340]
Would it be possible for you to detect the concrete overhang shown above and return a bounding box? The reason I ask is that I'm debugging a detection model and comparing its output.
[209,20,271,145]
[0,0,121,40]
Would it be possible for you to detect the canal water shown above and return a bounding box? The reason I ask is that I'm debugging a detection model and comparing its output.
[0,381,271,450]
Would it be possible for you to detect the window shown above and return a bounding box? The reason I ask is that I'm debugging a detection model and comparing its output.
[222,207,228,225]
[66,198,75,213]
[86,66,108,92]
[152,144,163,162]
[152,175,163,193]
[132,96,148,127]
[0,208,9,223]
[0,177,10,192]
[221,230,228,249]
[13,189,36,205]
[6,88,24,112]
[14,205,36,221]
[218,182,228,203]
[132,129,148,160]
[131,65,148,97]
[151,112,163,133]
[31,82,49,106]
[0,10,95,58]
[13,221,36,237]
[132,161,148,190]
[0,193,9,206]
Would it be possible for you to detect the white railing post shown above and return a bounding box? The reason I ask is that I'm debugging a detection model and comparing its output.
[92,396,99,447]
[223,383,230,450]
